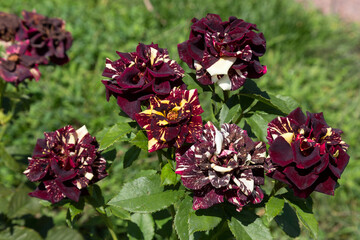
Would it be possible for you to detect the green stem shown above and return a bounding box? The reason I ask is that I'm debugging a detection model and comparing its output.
[0,80,7,109]
[223,90,229,103]
[96,208,118,240]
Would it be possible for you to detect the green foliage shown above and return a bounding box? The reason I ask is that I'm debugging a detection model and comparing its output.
[108,174,185,213]
[0,0,359,239]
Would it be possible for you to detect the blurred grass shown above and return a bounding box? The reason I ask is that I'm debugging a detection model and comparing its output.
[1,0,360,239]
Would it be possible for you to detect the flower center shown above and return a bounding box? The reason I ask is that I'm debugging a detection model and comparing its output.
[8,53,19,62]
[167,110,179,121]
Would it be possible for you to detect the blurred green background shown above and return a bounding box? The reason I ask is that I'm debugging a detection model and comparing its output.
[1,0,359,239]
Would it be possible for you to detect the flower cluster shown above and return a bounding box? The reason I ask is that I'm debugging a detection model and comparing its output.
[0,10,72,85]
[176,122,267,211]
[178,13,267,91]
[135,87,204,152]
[266,108,350,198]
[102,43,186,119]
[24,125,107,203]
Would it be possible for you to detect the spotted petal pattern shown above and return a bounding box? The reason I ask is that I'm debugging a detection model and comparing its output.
[176,122,266,211]
[178,13,266,91]
[24,125,108,203]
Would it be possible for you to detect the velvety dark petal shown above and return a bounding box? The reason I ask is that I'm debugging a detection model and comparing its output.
[268,136,294,167]
[208,170,231,188]
[292,140,321,169]
[192,185,224,210]
[314,173,337,196]
[287,107,307,125]
[283,166,319,190]
[328,147,350,179]
[116,95,141,120]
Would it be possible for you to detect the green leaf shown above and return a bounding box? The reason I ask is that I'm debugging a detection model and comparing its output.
[239,79,299,115]
[108,205,131,220]
[127,213,154,240]
[188,205,224,234]
[86,184,105,214]
[66,198,85,221]
[108,174,185,213]
[283,193,318,238]
[7,186,41,218]
[0,143,20,172]
[46,226,83,240]
[174,195,193,240]
[160,162,179,186]
[130,130,148,151]
[99,122,133,150]
[274,202,300,238]
[183,73,212,92]
[219,95,241,125]
[265,196,285,225]
[123,145,141,168]
[245,112,277,142]
[227,208,272,240]
[199,92,218,125]
[0,226,42,240]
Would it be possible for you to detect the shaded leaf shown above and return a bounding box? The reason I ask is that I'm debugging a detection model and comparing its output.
[99,122,133,150]
[245,112,277,142]
[188,205,224,234]
[127,213,154,240]
[66,198,85,221]
[274,203,300,238]
[0,143,20,172]
[46,226,83,240]
[227,207,272,240]
[108,174,185,213]
[123,145,141,168]
[108,206,131,220]
[0,226,42,240]
[283,193,318,238]
[219,95,241,124]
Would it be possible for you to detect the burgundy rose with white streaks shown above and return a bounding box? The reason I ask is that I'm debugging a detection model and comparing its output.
[178,13,266,91]
[24,125,108,203]
[135,87,203,152]
[175,122,266,211]
[102,43,186,119]
[267,107,350,198]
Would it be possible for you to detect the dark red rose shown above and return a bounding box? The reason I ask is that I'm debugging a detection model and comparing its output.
[24,125,108,203]
[266,107,350,198]
[21,10,73,65]
[135,87,203,152]
[176,122,266,211]
[0,12,26,42]
[178,13,266,91]
[102,43,186,119]
[0,40,41,85]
